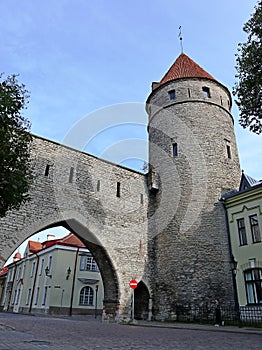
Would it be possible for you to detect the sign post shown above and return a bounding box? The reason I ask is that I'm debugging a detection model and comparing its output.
[129,279,138,321]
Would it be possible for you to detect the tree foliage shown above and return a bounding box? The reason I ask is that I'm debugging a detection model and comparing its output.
[233,0,262,134]
[0,74,32,217]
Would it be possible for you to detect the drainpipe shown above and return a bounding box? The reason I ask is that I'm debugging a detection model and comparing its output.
[69,247,79,316]
[29,253,40,313]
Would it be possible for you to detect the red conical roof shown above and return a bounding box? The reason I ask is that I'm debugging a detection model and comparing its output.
[158,53,217,86]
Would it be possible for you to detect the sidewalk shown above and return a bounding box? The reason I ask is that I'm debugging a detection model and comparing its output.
[130,320,262,335]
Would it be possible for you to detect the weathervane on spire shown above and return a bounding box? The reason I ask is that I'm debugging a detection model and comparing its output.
[178,26,183,53]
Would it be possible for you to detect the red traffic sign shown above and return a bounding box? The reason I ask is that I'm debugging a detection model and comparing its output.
[129,279,138,289]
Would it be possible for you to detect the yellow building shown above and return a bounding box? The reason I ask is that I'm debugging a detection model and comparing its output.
[1,233,104,316]
[222,172,262,317]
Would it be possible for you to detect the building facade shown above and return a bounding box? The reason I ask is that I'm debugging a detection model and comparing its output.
[222,173,262,312]
[1,234,104,316]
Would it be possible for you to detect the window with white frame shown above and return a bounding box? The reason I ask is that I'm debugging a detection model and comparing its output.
[80,255,99,272]
[39,259,44,276]
[30,262,36,278]
[244,268,262,304]
[237,218,247,246]
[79,286,94,306]
[16,288,21,305]
[12,290,17,305]
[42,286,48,305]
[249,214,261,243]
[35,287,40,305]
[26,289,31,305]
[48,256,52,270]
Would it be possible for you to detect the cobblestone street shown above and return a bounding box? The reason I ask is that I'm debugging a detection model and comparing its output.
[0,313,261,349]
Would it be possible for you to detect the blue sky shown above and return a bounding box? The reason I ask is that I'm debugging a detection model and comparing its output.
[1,0,261,180]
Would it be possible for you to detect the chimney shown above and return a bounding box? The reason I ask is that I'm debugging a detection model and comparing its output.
[47,234,55,241]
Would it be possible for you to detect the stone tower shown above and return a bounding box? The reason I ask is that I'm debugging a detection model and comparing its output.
[146,53,241,320]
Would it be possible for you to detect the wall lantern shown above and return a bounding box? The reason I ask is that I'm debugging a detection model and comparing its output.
[230,255,238,275]
[66,267,71,280]
[45,266,52,278]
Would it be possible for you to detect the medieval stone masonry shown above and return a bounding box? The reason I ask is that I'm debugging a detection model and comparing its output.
[0,53,242,321]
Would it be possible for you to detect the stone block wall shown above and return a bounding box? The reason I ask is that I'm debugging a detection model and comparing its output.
[0,135,149,320]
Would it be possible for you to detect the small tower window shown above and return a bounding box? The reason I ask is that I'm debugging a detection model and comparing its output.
[97,180,100,192]
[168,90,176,100]
[188,88,191,98]
[69,167,74,183]
[225,140,232,159]
[220,96,223,106]
[116,182,121,197]
[202,87,211,98]
[44,164,50,177]
[172,143,178,157]
[226,145,231,159]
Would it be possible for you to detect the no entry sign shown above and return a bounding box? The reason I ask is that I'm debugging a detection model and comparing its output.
[129,279,138,289]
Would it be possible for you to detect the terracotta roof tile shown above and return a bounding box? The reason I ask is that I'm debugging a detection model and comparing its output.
[0,266,8,276]
[158,53,217,87]
[28,241,42,254]
[59,233,85,248]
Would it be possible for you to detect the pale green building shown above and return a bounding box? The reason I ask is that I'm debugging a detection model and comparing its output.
[222,172,262,314]
[1,233,104,316]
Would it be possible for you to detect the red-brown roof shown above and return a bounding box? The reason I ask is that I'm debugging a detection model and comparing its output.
[0,266,8,276]
[58,233,85,248]
[157,53,217,87]
[28,241,42,254]
[28,233,85,253]
[43,233,85,249]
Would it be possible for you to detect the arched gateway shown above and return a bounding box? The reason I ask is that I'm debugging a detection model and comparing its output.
[0,135,149,321]
[0,53,241,321]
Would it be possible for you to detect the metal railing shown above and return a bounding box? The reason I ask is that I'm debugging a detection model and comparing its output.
[175,304,262,327]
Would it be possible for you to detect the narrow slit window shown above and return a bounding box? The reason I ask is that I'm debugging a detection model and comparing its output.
[202,87,211,98]
[44,165,50,177]
[225,139,232,159]
[226,145,231,159]
[140,194,144,205]
[188,88,191,98]
[69,167,74,183]
[173,143,178,157]
[168,90,176,100]
[116,182,121,197]
[97,180,100,192]
[220,96,223,106]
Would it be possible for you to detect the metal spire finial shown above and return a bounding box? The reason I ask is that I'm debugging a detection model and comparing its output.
[178,26,183,53]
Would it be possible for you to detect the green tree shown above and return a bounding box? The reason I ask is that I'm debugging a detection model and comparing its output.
[233,0,262,134]
[0,74,32,217]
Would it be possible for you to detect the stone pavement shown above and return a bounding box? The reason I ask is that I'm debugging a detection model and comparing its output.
[0,313,261,350]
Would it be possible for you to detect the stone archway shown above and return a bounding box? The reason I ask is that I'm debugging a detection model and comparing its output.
[134,281,150,320]
[0,135,148,321]
[2,217,121,321]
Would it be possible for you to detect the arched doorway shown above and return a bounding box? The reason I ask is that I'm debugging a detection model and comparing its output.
[134,281,150,320]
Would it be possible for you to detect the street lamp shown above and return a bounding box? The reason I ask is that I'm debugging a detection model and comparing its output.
[66,267,71,280]
[45,266,52,278]
[230,255,241,326]
[230,255,238,275]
